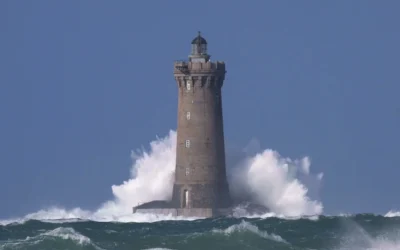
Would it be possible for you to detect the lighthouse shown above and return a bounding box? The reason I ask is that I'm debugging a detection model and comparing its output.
[133,32,234,217]
[171,32,232,212]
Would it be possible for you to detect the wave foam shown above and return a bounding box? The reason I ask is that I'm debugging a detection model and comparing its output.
[337,238,400,250]
[0,227,104,250]
[384,210,400,217]
[41,227,92,245]
[1,130,324,224]
[230,149,323,217]
[212,220,288,244]
[334,219,400,250]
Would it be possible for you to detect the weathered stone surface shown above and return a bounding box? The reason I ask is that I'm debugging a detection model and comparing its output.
[133,208,232,218]
[171,36,232,211]
[132,33,233,218]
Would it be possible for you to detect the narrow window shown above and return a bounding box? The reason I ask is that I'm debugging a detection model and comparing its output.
[186,111,191,120]
[185,139,190,148]
[186,81,191,91]
[185,167,190,176]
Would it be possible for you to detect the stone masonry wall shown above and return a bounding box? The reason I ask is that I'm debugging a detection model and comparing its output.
[172,61,232,209]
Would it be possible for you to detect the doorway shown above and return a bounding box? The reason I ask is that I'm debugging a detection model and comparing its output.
[183,189,189,208]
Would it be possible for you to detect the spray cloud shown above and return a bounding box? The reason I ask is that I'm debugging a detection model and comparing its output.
[1,130,324,224]
[99,130,324,219]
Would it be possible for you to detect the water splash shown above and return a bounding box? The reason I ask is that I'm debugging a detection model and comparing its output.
[335,219,400,250]
[230,149,323,217]
[384,210,400,217]
[1,130,324,224]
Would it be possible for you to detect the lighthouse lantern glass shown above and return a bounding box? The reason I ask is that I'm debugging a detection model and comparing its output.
[192,44,207,55]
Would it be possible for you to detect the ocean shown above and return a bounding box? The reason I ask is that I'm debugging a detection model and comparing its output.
[1,214,400,250]
[1,131,396,249]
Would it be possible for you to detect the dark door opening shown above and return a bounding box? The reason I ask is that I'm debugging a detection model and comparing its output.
[183,190,189,208]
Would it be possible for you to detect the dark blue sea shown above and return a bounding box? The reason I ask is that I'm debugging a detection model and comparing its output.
[1,214,400,250]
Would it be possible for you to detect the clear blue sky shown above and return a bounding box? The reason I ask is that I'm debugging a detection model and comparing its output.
[0,1,399,218]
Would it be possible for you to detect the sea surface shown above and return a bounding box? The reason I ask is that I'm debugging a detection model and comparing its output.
[1,214,400,250]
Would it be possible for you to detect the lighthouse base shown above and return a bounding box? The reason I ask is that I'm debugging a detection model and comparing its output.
[132,200,268,218]
[133,207,231,218]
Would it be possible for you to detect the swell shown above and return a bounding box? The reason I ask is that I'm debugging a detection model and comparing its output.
[2,215,400,250]
[0,226,104,250]
[0,219,289,250]
[1,213,399,227]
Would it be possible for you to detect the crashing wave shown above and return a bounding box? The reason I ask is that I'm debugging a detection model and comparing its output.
[1,130,324,224]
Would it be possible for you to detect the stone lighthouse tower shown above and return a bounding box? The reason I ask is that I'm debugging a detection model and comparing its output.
[132,32,236,217]
[170,32,232,216]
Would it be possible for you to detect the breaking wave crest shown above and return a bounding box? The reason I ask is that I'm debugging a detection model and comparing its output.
[334,218,400,250]
[2,215,400,249]
[1,130,325,224]
[0,227,104,250]
[211,220,288,244]
[384,210,400,217]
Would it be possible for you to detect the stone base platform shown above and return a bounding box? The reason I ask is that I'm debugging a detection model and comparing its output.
[132,208,232,218]
[132,200,269,218]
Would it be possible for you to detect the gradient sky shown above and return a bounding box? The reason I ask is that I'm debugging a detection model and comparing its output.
[0,1,399,218]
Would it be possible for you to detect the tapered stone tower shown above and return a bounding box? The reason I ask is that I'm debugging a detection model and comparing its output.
[170,32,232,214]
[133,32,236,217]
